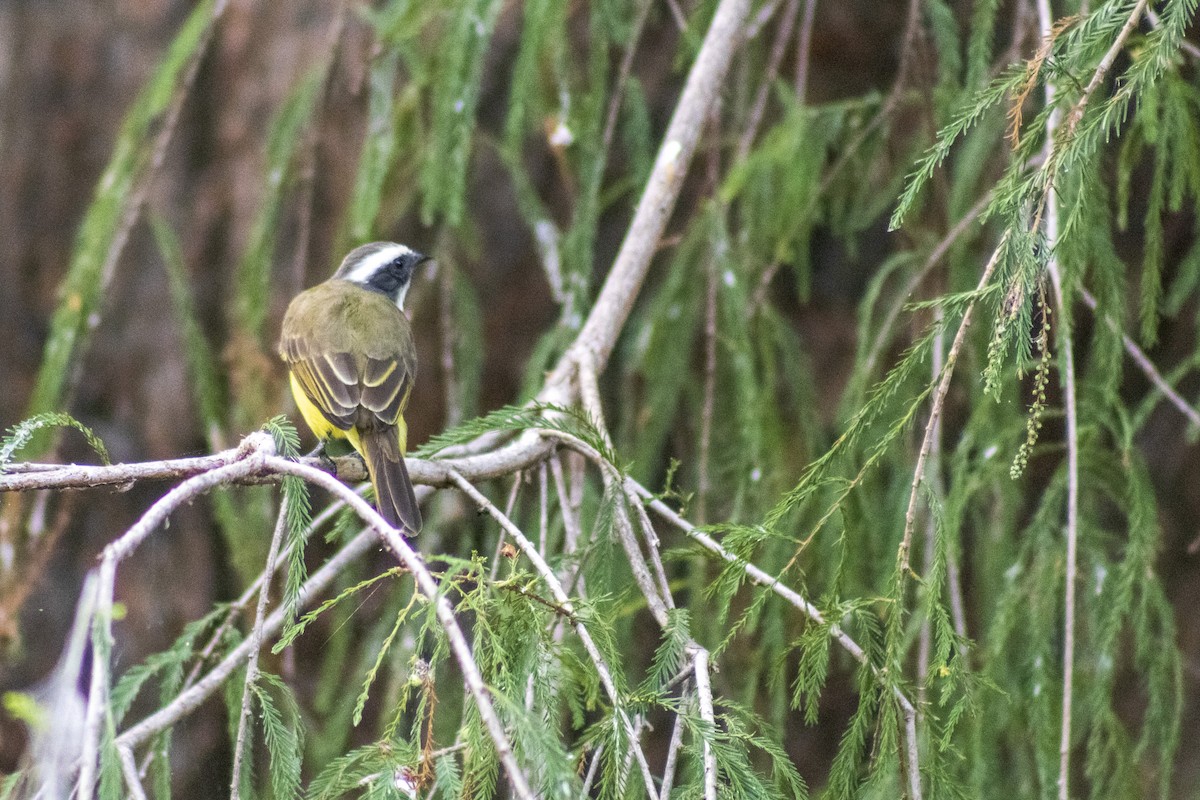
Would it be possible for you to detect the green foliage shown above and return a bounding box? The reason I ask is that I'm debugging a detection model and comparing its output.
[32,0,1200,797]
[152,215,227,448]
[307,741,419,799]
[263,415,314,629]
[0,412,110,469]
[254,672,306,800]
[419,0,505,226]
[21,0,218,459]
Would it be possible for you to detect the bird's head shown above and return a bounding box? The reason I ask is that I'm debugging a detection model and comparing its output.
[334,241,430,310]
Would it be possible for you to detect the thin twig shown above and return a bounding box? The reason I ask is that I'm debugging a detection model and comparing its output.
[794,0,818,103]
[538,461,549,556]
[657,678,690,799]
[573,358,673,624]
[1078,287,1200,427]
[857,191,993,380]
[745,0,785,39]
[665,0,690,32]
[580,744,604,798]
[1036,3,1075,798]
[736,0,801,161]
[117,745,149,800]
[1061,0,1151,136]
[1030,3,1150,796]
[549,454,587,596]
[616,715,648,800]
[698,246,719,524]
[899,238,1008,574]
[628,488,675,611]
[229,504,289,800]
[599,0,654,161]
[489,473,523,583]
[916,308,945,710]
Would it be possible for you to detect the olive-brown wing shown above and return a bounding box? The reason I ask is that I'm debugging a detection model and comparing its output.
[280,336,412,435]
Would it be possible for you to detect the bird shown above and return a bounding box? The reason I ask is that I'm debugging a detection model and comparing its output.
[278,241,426,534]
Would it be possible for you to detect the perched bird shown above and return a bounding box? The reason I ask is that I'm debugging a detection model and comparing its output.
[278,242,426,534]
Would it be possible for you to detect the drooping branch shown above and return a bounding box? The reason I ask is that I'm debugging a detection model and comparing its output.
[541,0,753,399]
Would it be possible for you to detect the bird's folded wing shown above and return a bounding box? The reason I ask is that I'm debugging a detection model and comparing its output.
[281,335,411,434]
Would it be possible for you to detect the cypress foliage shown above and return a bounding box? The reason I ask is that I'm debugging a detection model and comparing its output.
[3,1,1199,798]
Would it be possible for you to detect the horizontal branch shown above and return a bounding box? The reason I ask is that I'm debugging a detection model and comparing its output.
[1,434,554,493]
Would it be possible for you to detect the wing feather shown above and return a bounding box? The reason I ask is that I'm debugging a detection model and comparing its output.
[279,281,416,441]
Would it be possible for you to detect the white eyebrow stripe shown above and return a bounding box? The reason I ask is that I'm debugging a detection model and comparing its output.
[342,244,413,284]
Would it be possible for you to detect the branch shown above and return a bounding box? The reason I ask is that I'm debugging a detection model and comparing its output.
[574,356,673,625]
[1061,0,1151,135]
[692,647,718,800]
[1036,3,1086,798]
[1078,287,1200,427]
[117,745,149,800]
[541,0,753,398]
[899,237,1007,574]
[735,0,801,161]
[657,679,689,799]
[0,435,556,493]
[229,506,288,799]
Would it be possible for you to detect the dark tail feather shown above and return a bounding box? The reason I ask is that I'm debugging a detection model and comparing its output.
[362,430,422,535]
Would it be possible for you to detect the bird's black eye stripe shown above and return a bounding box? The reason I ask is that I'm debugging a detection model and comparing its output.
[363,252,422,298]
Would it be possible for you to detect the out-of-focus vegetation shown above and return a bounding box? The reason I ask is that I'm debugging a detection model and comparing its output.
[2,0,1200,797]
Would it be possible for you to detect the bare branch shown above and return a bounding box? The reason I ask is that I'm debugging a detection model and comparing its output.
[736,0,801,161]
[1,434,556,493]
[574,356,673,625]
[117,745,149,800]
[693,647,718,800]
[658,679,689,799]
[1079,287,1200,427]
[541,0,753,398]
[794,0,818,103]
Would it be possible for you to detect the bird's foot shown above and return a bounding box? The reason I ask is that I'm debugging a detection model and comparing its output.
[305,441,338,474]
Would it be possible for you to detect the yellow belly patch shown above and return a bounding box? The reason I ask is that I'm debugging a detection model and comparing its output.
[287,372,409,455]
[289,372,346,443]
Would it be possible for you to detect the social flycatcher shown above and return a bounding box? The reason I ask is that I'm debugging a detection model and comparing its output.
[278,242,426,534]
